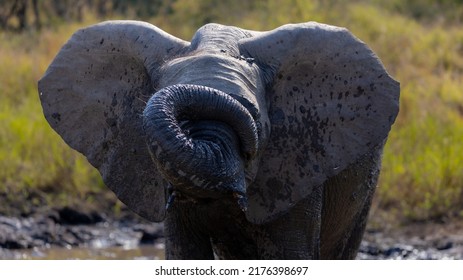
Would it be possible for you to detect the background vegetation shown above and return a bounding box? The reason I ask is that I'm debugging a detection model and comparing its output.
[1,0,462,226]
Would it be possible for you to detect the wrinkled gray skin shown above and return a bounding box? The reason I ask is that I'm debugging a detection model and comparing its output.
[38,21,399,259]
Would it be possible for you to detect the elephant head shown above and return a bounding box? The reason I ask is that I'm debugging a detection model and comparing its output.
[38,21,399,224]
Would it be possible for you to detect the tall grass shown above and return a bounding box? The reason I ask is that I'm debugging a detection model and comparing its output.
[1,0,462,223]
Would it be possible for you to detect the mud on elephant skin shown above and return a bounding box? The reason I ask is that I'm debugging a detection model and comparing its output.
[38,20,399,259]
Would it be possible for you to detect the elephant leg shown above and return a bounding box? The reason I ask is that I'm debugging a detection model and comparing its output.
[258,184,323,259]
[320,146,382,259]
[164,202,214,260]
[338,188,375,259]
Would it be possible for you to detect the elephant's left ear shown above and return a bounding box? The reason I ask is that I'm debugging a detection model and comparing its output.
[39,21,189,222]
[239,22,400,223]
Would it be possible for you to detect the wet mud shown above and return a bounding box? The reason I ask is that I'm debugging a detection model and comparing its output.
[0,206,165,259]
[0,206,462,260]
[358,222,463,260]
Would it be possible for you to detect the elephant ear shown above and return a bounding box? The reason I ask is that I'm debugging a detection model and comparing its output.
[38,20,189,222]
[239,22,400,223]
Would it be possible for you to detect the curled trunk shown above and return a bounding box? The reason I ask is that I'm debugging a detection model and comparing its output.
[143,84,258,199]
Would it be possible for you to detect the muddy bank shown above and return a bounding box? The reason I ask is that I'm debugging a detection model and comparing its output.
[0,206,165,259]
[358,221,463,260]
[0,206,462,259]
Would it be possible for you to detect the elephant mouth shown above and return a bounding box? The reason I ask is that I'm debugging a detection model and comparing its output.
[142,84,258,209]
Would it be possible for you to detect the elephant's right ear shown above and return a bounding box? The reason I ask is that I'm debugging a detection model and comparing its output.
[239,22,399,223]
[38,21,189,222]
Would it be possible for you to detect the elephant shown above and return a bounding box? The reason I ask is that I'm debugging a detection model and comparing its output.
[38,20,399,259]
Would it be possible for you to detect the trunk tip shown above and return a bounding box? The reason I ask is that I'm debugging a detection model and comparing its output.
[233,192,248,212]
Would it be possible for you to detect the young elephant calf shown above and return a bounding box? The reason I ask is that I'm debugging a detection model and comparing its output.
[38,20,399,259]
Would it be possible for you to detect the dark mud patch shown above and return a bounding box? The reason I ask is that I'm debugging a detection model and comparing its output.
[0,205,165,259]
[1,205,462,259]
[358,221,463,259]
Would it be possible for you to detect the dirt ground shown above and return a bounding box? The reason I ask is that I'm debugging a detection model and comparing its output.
[1,192,462,260]
[358,219,463,259]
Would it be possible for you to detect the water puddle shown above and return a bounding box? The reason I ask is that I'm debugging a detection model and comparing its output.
[1,244,165,260]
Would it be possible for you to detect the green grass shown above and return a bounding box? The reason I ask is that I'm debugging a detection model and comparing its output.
[1,0,462,223]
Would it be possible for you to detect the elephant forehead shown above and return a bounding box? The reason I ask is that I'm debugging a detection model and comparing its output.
[158,54,265,114]
[190,23,253,55]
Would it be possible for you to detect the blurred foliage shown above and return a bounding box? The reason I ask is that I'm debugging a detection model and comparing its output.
[0,0,167,31]
[1,0,462,224]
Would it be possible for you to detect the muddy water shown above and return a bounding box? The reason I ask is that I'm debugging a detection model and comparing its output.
[5,241,463,260]
[1,244,165,260]
[1,212,462,260]
[0,212,167,260]
[5,237,463,260]
[3,242,463,260]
